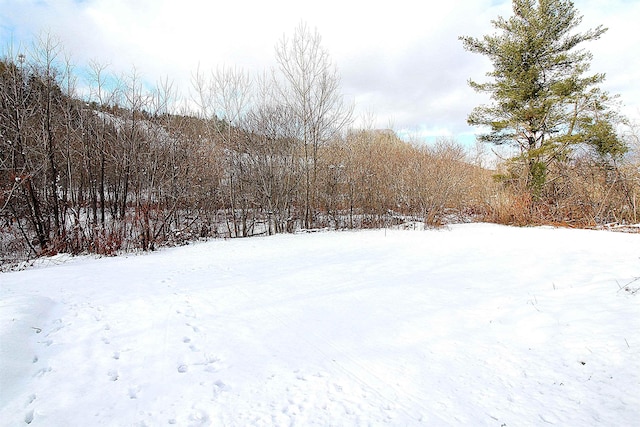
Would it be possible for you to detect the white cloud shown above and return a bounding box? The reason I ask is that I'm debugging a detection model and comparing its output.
[1,0,638,141]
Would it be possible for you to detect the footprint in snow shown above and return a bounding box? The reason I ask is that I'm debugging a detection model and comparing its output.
[107,369,119,381]
[24,409,34,424]
[204,365,218,373]
[47,318,66,335]
[34,366,52,377]
[212,380,230,395]
[128,386,141,399]
[188,408,210,426]
[182,336,201,352]
[209,380,230,400]
[183,307,197,319]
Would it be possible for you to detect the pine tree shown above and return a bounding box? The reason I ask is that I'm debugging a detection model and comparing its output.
[460,0,626,195]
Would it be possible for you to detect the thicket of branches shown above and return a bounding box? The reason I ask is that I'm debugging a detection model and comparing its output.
[1,27,639,267]
[0,33,492,265]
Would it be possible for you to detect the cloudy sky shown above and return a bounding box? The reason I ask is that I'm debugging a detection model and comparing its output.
[1,0,639,144]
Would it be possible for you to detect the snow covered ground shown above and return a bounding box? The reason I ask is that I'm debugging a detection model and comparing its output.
[1,223,638,426]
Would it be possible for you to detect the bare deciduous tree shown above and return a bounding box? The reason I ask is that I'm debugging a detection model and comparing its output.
[275,22,353,228]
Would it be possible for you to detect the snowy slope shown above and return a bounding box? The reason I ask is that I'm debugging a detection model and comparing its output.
[1,223,638,426]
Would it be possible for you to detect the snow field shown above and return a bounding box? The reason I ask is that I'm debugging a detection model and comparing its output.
[0,223,639,426]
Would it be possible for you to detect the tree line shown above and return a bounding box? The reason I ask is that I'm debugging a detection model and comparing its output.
[2,3,640,266]
[1,27,488,264]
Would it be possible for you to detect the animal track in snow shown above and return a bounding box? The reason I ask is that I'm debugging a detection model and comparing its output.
[107,369,119,381]
[128,385,141,399]
[188,408,211,426]
[46,319,67,336]
[186,323,200,333]
[34,366,52,377]
[24,409,34,424]
[183,308,197,319]
[213,380,230,393]
[201,355,222,372]
[24,394,37,425]
[182,335,201,352]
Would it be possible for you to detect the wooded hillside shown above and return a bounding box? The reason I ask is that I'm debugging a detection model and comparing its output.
[1,30,638,267]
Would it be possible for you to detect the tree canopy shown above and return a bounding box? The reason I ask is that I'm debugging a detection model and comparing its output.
[460,0,626,191]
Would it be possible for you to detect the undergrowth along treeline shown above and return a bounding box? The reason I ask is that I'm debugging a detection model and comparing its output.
[1,21,639,267]
[0,30,494,265]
